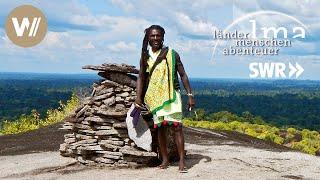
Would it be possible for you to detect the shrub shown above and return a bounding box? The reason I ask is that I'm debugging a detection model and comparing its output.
[0,93,79,135]
[183,118,319,155]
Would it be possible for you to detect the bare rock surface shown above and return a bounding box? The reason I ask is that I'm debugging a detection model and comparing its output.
[1,134,319,180]
[1,120,319,179]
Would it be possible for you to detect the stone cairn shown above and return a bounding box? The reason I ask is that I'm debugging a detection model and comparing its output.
[59,63,159,167]
[60,63,178,168]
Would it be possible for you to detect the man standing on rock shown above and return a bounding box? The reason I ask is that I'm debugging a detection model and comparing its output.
[135,25,195,172]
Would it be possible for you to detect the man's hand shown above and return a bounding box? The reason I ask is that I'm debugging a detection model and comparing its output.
[187,96,195,111]
[134,99,143,108]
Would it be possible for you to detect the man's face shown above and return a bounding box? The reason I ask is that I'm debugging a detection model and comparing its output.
[148,29,163,51]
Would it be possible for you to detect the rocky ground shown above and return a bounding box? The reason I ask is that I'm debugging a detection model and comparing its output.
[1,123,319,180]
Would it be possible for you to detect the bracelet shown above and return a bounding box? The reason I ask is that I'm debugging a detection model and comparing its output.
[135,103,143,108]
[187,93,194,97]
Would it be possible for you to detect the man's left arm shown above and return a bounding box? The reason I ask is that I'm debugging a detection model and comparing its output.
[175,52,195,110]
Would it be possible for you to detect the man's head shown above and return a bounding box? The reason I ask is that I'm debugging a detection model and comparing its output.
[145,25,165,52]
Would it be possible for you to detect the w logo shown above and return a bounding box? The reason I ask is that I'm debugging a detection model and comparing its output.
[12,17,42,37]
[5,5,47,47]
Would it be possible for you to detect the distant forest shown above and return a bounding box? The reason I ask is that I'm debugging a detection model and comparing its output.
[182,79,320,130]
[0,73,319,130]
[0,73,98,120]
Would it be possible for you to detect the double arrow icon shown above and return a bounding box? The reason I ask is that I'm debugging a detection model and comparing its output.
[249,62,305,79]
[289,62,304,78]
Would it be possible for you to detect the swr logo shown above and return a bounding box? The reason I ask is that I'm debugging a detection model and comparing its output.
[12,17,42,37]
[5,5,47,47]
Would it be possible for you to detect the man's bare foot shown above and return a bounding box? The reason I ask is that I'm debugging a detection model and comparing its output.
[158,160,170,169]
[178,160,188,173]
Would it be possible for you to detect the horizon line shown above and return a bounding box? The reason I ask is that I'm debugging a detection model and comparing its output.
[0,71,319,81]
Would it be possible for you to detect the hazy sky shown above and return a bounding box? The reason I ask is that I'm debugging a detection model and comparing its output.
[0,0,319,80]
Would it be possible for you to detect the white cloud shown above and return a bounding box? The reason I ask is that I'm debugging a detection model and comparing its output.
[70,14,101,27]
[173,39,213,54]
[42,32,68,48]
[83,41,95,49]
[233,0,320,29]
[108,0,223,38]
[98,15,151,39]
[110,0,134,12]
[264,0,320,17]
[191,0,232,8]
[175,12,218,36]
[107,41,137,52]
[283,40,317,55]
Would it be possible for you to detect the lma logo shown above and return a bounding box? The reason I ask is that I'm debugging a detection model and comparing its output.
[5,5,47,47]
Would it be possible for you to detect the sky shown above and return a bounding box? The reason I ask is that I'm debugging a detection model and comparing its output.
[0,0,319,80]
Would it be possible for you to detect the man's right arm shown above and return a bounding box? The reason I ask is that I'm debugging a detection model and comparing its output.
[135,55,147,106]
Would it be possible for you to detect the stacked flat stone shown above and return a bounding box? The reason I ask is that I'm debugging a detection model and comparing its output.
[59,63,157,167]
